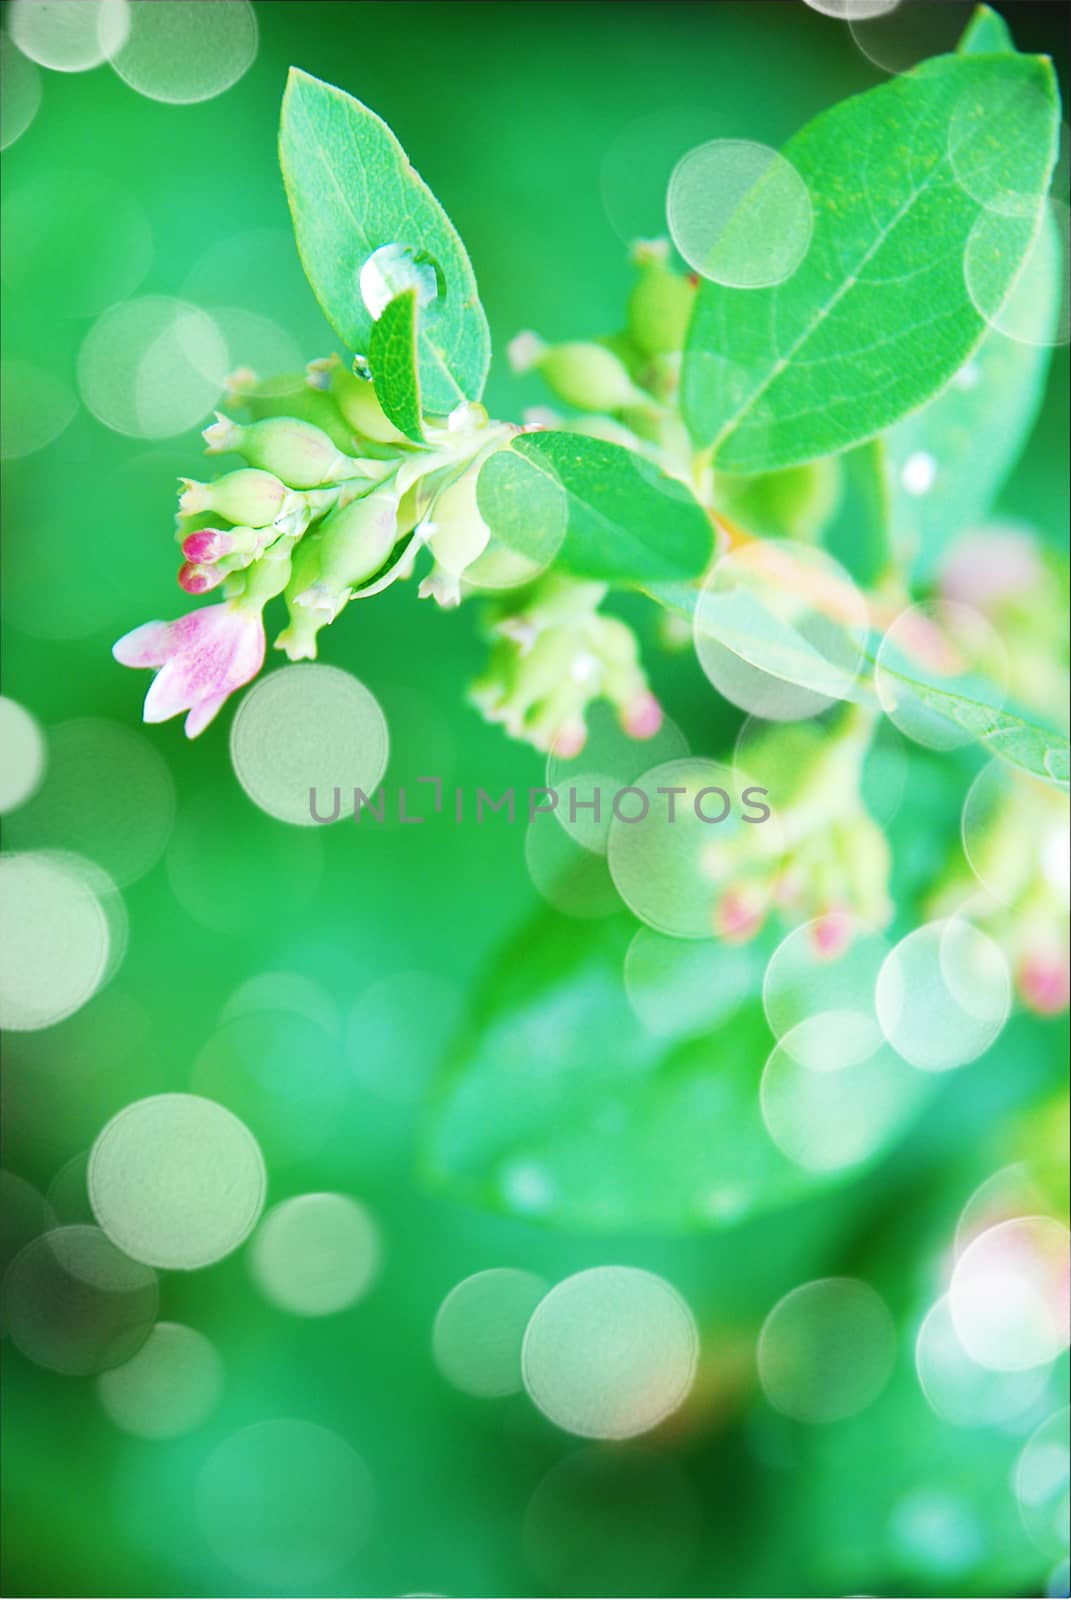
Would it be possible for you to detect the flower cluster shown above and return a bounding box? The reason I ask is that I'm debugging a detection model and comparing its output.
[701,711,893,947]
[111,238,1067,1013]
[113,317,680,749]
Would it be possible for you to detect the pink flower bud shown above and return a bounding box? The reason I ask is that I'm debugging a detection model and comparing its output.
[621,691,663,740]
[714,887,766,945]
[1018,951,1070,1015]
[178,561,226,595]
[551,717,587,759]
[181,528,233,563]
[810,908,855,962]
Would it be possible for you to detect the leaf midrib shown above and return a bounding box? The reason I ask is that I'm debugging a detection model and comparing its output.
[713,61,1050,454]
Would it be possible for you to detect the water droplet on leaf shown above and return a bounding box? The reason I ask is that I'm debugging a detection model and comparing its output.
[359,242,440,321]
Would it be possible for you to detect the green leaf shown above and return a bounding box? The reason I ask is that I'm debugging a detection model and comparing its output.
[682,53,1059,471]
[368,289,424,443]
[279,68,490,414]
[959,3,1015,54]
[643,581,1071,785]
[885,319,1056,583]
[881,7,1059,579]
[423,914,809,1231]
[476,431,714,583]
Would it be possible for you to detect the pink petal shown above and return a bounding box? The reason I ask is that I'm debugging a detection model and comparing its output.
[143,660,191,724]
[113,619,174,668]
[185,692,230,738]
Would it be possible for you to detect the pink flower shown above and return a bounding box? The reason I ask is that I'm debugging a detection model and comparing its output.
[113,602,265,737]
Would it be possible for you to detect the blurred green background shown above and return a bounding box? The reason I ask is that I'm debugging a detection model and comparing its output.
[2,3,1068,1597]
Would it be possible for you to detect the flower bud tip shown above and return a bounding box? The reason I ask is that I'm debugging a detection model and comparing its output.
[508,330,547,374]
[810,909,855,962]
[551,718,587,760]
[1018,951,1070,1015]
[181,528,229,563]
[630,237,671,266]
[203,413,241,454]
[714,889,765,945]
[178,561,225,594]
[622,691,663,740]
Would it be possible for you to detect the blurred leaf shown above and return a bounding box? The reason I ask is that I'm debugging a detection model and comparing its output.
[959,3,1016,54]
[644,581,1070,784]
[279,68,490,413]
[792,1352,1060,1597]
[682,53,1060,470]
[643,579,875,709]
[885,320,1057,583]
[476,431,713,582]
[369,289,424,442]
[424,912,815,1230]
[824,440,894,587]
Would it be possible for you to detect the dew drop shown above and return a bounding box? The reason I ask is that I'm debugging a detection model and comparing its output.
[359,242,440,322]
[900,450,937,497]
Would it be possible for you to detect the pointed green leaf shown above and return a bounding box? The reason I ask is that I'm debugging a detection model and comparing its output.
[279,68,490,413]
[369,289,424,443]
[959,4,1015,54]
[682,53,1059,471]
[882,6,1059,578]
[476,431,714,583]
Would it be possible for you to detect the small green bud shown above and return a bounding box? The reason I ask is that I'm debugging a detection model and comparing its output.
[462,543,543,594]
[312,355,408,446]
[508,331,641,412]
[178,468,295,528]
[238,544,295,609]
[275,534,330,660]
[627,239,697,357]
[318,490,399,590]
[235,369,358,452]
[203,414,373,491]
[424,465,491,579]
[714,458,841,543]
[446,401,489,434]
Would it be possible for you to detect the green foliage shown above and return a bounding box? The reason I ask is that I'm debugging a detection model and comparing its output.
[476,431,714,582]
[682,52,1060,470]
[424,914,794,1230]
[823,440,894,587]
[884,315,1057,582]
[645,580,1071,786]
[368,289,425,442]
[279,68,490,413]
